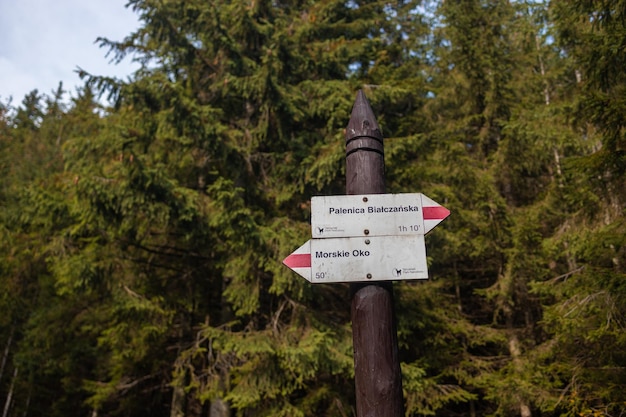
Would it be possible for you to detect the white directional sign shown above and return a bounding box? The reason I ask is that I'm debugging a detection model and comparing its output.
[283,235,428,283]
[311,193,449,238]
[283,193,450,283]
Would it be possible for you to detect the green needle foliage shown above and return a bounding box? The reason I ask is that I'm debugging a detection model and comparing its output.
[0,1,625,417]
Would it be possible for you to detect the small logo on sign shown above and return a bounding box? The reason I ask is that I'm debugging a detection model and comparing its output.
[392,268,402,277]
[317,227,324,234]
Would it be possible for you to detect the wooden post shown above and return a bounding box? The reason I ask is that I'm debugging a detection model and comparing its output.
[346,90,404,417]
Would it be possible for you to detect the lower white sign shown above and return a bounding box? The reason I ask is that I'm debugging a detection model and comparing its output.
[283,235,428,283]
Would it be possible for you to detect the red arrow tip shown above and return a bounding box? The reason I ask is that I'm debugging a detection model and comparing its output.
[283,253,311,268]
[423,206,450,220]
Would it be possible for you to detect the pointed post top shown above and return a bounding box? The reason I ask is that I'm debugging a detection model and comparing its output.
[345,90,383,142]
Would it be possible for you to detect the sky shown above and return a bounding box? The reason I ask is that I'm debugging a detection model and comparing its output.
[0,0,141,107]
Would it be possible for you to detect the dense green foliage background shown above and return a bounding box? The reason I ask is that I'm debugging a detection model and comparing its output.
[1,0,625,416]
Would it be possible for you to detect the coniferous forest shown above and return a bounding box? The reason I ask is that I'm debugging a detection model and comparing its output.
[1,1,625,416]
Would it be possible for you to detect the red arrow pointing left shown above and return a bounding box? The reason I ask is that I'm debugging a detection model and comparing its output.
[282,240,312,280]
[283,253,310,268]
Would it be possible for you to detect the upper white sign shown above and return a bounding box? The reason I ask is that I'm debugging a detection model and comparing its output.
[311,193,449,238]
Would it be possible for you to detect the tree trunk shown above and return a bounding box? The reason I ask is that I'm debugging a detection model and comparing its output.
[0,327,14,384]
[21,383,32,417]
[170,385,185,417]
[2,367,18,417]
[508,336,531,417]
[536,35,550,106]
[209,399,229,417]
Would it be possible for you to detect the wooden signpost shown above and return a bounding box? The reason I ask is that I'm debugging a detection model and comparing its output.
[283,91,450,417]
